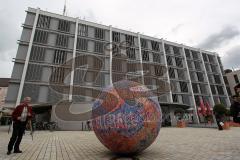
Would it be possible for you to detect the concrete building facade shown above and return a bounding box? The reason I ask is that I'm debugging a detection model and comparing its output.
[225,69,240,96]
[0,78,9,108]
[5,8,231,130]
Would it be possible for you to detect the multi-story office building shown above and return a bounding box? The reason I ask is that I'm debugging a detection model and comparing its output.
[5,8,231,130]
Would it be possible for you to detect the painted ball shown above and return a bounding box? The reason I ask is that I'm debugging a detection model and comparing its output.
[92,80,162,154]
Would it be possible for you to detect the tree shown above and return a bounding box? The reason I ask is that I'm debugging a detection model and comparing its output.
[213,104,227,116]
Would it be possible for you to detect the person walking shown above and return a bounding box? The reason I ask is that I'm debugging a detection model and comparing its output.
[7,97,32,155]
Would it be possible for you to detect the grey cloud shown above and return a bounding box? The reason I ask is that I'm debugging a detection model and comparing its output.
[222,45,240,69]
[197,26,240,50]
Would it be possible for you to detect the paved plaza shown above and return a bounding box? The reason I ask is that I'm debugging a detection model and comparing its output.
[0,127,240,160]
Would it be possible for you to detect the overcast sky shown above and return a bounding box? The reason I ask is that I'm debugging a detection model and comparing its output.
[0,0,240,77]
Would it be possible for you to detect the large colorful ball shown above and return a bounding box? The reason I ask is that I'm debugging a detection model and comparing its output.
[92,80,162,154]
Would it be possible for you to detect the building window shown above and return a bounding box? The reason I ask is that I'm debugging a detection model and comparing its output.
[164,44,171,54]
[95,28,105,40]
[171,80,178,92]
[112,44,120,55]
[210,85,216,94]
[187,60,193,69]
[214,74,221,84]
[37,15,51,29]
[234,74,239,83]
[177,69,185,80]
[112,59,122,72]
[142,50,149,61]
[151,41,160,52]
[50,67,65,83]
[202,53,208,62]
[153,53,161,63]
[216,85,224,95]
[199,84,207,94]
[30,46,45,61]
[74,69,85,84]
[34,30,48,44]
[141,38,148,49]
[180,82,188,92]
[112,73,125,83]
[58,20,70,32]
[78,24,88,37]
[169,67,175,79]
[205,64,211,72]
[172,94,178,103]
[112,31,121,43]
[223,76,229,85]
[208,55,215,63]
[53,50,67,64]
[182,95,190,105]
[56,34,69,48]
[25,64,42,81]
[190,72,196,81]
[192,83,199,93]
[154,66,164,76]
[127,63,138,73]
[75,55,87,68]
[194,61,201,70]
[173,46,181,55]
[210,65,217,73]
[196,72,204,82]
[77,38,88,51]
[175,57,183,67]
[126,47,136,59]
[125,35,135,46]
[194,95,200,106]
[167,56,173,65]
[94,41,104,53]
[185,49,191,59]
[192,51,199,59]
[143,63,151,76]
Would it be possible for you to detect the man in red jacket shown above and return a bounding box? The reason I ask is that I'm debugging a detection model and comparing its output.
[7,97,33,155]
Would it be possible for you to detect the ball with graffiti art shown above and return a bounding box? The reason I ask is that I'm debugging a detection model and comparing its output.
[92,80,162,154]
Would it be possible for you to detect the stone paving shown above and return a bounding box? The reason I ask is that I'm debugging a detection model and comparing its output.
[0,127,240,160]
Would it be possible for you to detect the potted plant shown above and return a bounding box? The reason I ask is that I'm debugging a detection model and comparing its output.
[213,104,229,130]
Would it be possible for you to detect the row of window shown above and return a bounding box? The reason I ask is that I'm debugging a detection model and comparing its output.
[165,45,181,55]
[169,68,186,80]
[187,60,202,71]
[185,49,200,60]
[208,74,222,84]
[171,81,188,93]
[211,85,225,95]
[74,70,104,86]
[202,53,216,64]
[30,46,45,61]
[192,83,208,94]
[172,94,190,105]
[190,71,205,82]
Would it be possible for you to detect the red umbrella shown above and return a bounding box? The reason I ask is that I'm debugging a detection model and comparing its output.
[205,101,212,116]
[199,98,207,116]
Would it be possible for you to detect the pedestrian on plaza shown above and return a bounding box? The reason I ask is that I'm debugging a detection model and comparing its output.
[87,120,91,131]
[230,95,240,123]
[7,97,33,155]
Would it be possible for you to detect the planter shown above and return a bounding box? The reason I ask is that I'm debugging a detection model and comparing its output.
[229,121,240,127]
[223,122,230,130]
[177,121,186,128]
